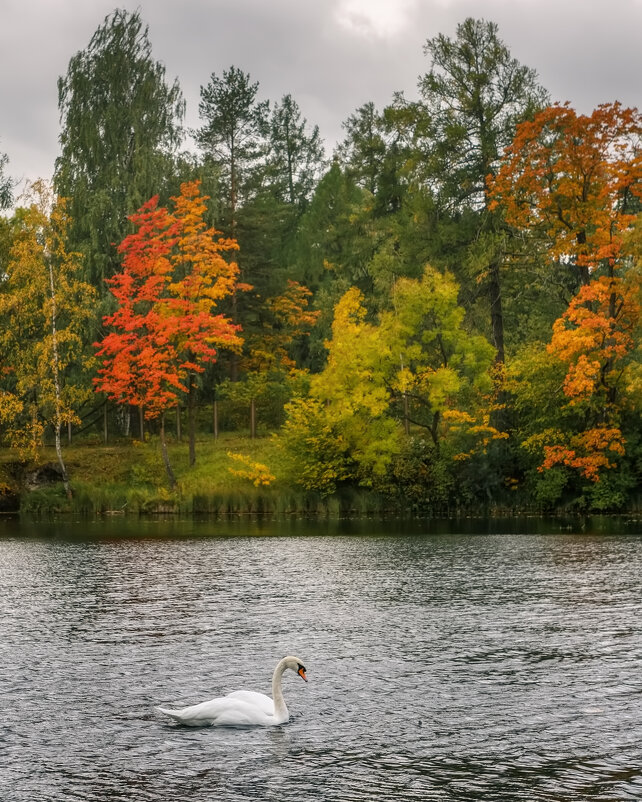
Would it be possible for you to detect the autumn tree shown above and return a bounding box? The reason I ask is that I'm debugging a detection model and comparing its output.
[0,181,97,496]
[490,103,642,497]
[278,396,353,495]
[95,186,242,485]
[279,287,398,493]
[508,302,641,509]
[55,9,185,290]
[94,197,180,487]
[279,267,500,500]
[488,102,642,286]
[381,266,498,449]
[533,275,640,489]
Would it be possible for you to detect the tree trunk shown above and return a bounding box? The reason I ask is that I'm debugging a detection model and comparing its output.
[488,259,505,365]
[159,413,177,490]
[250,398,256,439]
[138,405,145,440]
[53,421,72,500]
[176,405,182,442]
[577,230,591,286]
[213,399,218,440]
[187,372,196,467]
[430,410,441,449]
[103,402,108,445]
[47,258,72,500]
[230,293,239,383]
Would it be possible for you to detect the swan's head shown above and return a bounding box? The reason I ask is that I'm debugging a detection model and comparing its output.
[283,656,308,682]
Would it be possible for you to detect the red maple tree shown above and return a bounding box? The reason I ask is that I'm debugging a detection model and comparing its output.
[95,183,242,486]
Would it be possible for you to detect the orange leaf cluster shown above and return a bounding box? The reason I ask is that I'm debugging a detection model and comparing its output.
[541,426,626,482]
[548,275,640,405]
[94,182,242,418]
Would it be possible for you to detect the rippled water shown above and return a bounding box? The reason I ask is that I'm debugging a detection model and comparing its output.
[1,517,641,801]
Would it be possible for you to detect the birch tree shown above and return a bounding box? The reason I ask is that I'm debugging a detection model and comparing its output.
[0,181,97,496]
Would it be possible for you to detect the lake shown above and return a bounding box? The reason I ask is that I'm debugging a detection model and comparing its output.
[1,516,641,801]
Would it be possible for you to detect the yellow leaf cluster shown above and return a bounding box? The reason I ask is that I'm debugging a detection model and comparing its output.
[226,452,275,487]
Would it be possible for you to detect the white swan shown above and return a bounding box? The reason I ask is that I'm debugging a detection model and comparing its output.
[156,655,307,727]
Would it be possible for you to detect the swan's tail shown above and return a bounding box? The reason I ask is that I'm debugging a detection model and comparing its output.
[156,706,181,720]
[155,704,217,726]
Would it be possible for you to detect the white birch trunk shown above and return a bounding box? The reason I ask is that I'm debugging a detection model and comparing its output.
[47,258,72,499]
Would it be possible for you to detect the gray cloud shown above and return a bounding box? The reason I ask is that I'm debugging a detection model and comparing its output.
[2,0,641,195]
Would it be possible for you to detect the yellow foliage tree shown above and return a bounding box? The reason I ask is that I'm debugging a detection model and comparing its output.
[0,181,96,495]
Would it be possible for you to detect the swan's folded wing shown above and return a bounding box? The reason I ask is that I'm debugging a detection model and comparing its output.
[226,690,274,715]
[157,696,275,727]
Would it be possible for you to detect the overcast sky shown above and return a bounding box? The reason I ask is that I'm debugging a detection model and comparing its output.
[2,0,642,197]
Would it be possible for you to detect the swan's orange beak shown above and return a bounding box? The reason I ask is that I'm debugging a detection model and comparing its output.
[298,667,308,682]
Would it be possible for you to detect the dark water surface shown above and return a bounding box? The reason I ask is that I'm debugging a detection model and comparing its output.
[0,517,641,801]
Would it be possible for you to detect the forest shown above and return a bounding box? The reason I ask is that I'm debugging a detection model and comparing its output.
[0,9,641,516]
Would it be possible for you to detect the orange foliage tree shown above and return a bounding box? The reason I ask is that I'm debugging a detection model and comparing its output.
[489,103,642,484]
[488,102,642,285]
[95,182,242,486]
[539,275,640,481]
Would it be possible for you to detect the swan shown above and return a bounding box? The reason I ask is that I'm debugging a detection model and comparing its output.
[156,655,307,727]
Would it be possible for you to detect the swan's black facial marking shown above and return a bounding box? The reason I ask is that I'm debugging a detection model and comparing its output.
[297,663,308,682]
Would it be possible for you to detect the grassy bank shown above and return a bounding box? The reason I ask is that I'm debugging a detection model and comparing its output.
[0,433,387,518]
[5,434,640,520]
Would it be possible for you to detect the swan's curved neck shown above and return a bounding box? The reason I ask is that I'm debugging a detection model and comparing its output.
[271,658,290,723]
